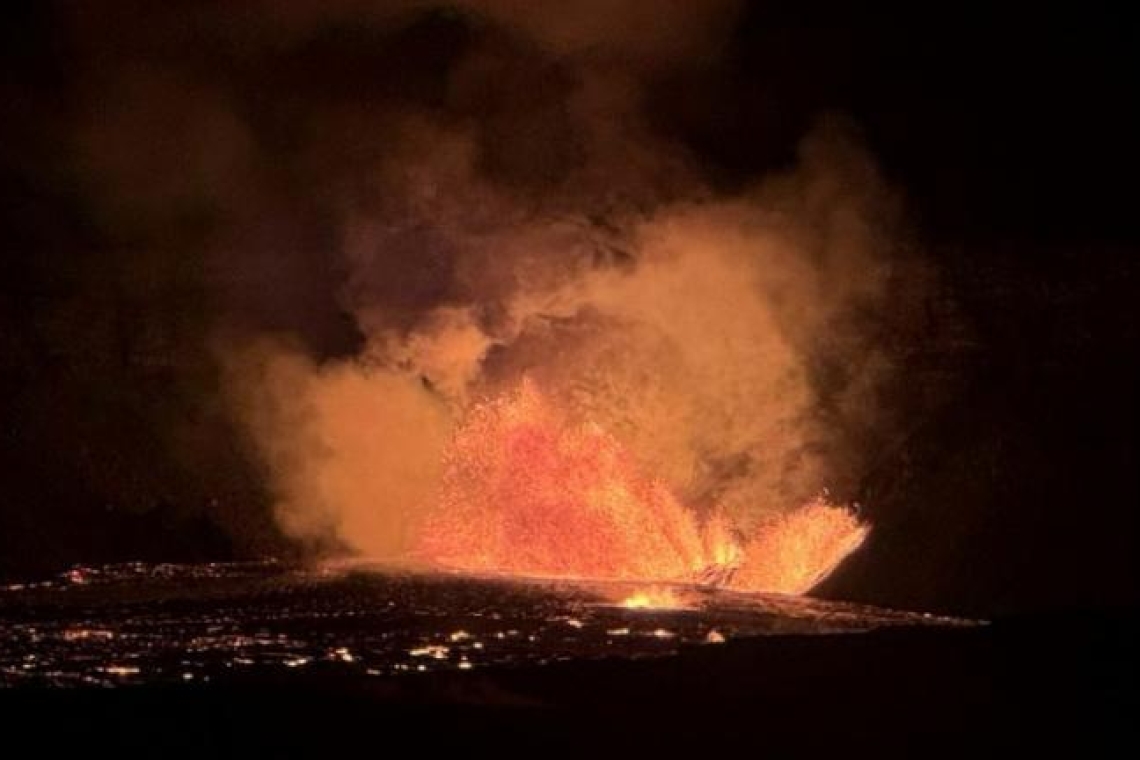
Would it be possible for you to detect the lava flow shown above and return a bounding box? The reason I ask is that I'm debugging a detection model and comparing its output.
[414,380,868,595]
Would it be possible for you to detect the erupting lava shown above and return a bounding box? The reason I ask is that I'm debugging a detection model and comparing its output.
[414,380,868,595]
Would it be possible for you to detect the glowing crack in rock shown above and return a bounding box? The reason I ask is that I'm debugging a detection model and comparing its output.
[413,380,869,595]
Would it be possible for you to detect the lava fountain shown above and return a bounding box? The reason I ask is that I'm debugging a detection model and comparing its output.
[414,380,869,595]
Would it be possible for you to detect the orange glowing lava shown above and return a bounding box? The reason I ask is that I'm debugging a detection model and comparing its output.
[733,497,870,595]
[413,380,868,595]
[619,588,684,609]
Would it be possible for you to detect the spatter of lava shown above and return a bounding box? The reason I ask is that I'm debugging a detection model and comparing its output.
[414,380,868,595]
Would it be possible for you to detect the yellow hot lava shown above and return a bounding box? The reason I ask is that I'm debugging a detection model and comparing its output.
[413,380,868,595]
[620,587,683,609]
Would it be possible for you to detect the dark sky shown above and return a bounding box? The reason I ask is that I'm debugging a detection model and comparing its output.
[1,1,1137,617]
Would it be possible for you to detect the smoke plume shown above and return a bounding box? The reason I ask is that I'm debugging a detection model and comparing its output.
[217,3,910,560]
[47,1,920,565]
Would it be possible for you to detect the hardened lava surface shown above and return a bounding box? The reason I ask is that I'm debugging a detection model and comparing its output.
[0,561,970,687]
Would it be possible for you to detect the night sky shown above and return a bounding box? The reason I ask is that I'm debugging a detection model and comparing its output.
[2,2,1137,617]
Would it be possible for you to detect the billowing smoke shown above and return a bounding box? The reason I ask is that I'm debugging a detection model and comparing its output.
[218,3,911,561]
[51,1,920,567]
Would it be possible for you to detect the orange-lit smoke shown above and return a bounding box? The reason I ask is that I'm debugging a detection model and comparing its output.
[224,3,912,596]
[229,127,898,594]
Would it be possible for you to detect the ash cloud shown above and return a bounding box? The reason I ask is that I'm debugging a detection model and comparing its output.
[51,1,926,558]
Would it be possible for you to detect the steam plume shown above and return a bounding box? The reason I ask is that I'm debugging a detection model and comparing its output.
[224,1,906,562]
[59,1,915,571]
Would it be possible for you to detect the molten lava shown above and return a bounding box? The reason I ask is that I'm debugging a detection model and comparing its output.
[733,498,870,595]
[619,587,684,609]
[414,380,868,595]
